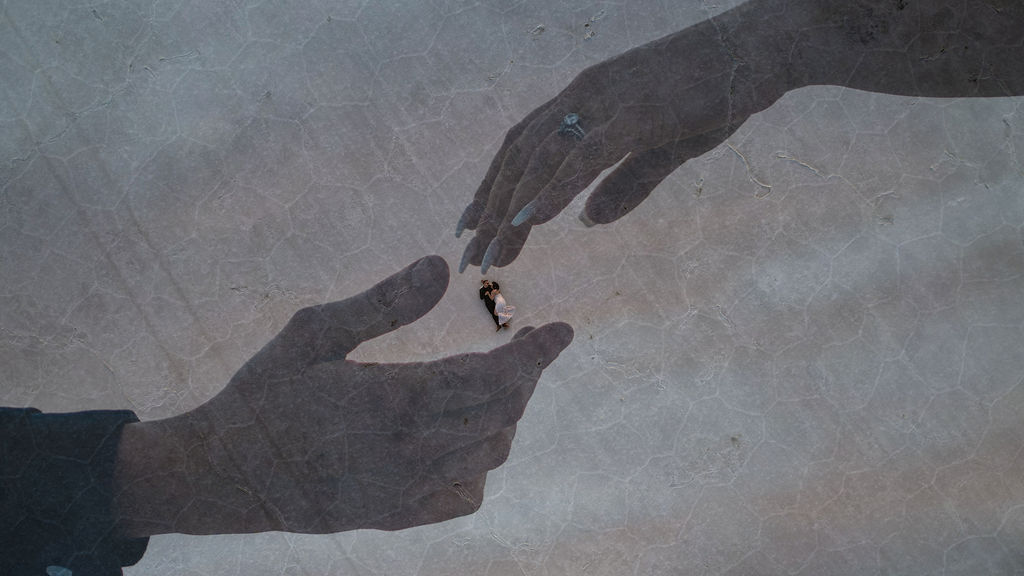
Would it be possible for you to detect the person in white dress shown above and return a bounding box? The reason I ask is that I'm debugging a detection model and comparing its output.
[490,287,515,331]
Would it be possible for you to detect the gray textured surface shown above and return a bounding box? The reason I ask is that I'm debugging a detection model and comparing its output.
[2,0,1023,574]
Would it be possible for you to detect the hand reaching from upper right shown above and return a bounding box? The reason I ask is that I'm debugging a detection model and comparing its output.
[456,0,1024,274]
[455,6,793,274]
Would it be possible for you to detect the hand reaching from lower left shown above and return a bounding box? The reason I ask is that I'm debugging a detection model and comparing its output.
[114,256,574,536]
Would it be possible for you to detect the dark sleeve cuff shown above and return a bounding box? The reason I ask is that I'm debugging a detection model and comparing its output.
[1,407,150,576]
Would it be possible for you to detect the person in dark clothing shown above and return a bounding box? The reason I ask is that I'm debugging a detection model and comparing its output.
[480,279,501,328]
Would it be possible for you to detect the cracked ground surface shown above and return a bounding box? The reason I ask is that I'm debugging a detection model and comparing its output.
[2,0,1023,574]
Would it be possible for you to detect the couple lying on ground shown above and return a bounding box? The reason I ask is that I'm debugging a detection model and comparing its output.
[479,279,515,331]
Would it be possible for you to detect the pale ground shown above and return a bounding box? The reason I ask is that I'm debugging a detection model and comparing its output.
[2,0,1024,574]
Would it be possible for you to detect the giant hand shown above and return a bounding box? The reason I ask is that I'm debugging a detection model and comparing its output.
[456,0,1024,274]
[455,8,789,274]
[115,256,574,536]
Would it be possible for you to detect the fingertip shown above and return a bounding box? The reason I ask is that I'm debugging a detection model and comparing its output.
[410,255,449,310]
[544,321,575,351]
[511,199,537,227]
[455,206,473,238]
[514,321,574,365]
[413,254,448,282]
[417,254,448,274]
[582,194,621,226]
[480,237,501,275]
[459,235,489,274]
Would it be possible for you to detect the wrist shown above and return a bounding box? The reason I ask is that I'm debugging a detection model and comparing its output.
[114,413,280,536]
[113,419,188,537]
[710,0,828,96]
[742,0,1024,98]
[649,0,809,129]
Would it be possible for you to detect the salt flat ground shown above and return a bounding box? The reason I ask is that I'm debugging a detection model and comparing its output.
[2,0,1023,574]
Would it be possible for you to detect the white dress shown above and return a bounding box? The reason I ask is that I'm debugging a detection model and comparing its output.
[493,292,515,324]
